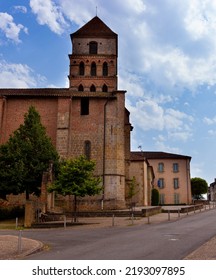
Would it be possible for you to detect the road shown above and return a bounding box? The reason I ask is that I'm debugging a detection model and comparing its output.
[2,208,216,259]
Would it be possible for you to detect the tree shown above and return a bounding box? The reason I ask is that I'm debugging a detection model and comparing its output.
[127,176,139,210]
[191,177,208,199]
[48,156,102,221]
[0,106,59,199]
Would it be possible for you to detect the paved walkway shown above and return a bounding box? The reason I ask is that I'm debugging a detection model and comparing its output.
[0,207,216,259]
[0,235,43,260]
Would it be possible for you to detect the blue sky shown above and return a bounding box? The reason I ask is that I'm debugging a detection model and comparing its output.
[1,0,216,184]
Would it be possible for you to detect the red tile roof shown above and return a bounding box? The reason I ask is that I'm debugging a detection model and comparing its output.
[131,151,191,161]
[71,16,117,38]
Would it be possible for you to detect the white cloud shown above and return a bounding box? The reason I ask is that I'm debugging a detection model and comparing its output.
[127,99,164,131]
[164,108,194,131]
[26,0,216,92]
[111,0,216,93]
[184,0,216,41]
[127,96,194,144]
[207,129,216,136]
[119,71,146,98]
[14,6,28,14]
[203,116,216,125]
[0,60,44,88]
[191,162,204,178]
[59,0,96,26]
[30,0,68,34]
[154,140,181,154]
[109,0,146,15]
[0,13,28,43]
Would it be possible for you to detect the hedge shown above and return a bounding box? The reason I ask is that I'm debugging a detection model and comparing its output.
[0,206,24,220]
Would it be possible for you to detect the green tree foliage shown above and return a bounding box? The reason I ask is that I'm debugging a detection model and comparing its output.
[48,156,102,221]
[127,176,139,209]
[151,188,159,206]
[0,106,59,199]
[191,177,208,199]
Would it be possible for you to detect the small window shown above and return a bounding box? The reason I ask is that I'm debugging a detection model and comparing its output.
[89,41,98,54]
[78,84,84,91]
[80,97,89,115]
[158,162,164,172]
[84,140,91,160]
[173,178,179,189]
[79,62,85,75]
[173,163,179,172]
[103,62,108,76]
[102,84,108,92]
[157,178,165,189]
[91,62,97,76]
[90,84,96,92]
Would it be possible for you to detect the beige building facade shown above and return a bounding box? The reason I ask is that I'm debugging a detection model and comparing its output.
[140,152,192,205]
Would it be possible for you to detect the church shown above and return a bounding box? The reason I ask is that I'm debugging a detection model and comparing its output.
[0,16,192,210]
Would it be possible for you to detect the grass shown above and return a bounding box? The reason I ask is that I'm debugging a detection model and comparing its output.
[0,218,24,230]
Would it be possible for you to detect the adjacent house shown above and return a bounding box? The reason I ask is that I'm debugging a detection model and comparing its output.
[209,179,216,201]
[141,152,192,205]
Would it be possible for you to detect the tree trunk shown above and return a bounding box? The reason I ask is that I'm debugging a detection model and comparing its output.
[73,195,77,223]
[26,188,30,200]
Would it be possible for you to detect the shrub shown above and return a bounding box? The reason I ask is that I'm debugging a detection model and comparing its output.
[0,206,24,220]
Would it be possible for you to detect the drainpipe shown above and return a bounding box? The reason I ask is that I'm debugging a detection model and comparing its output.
[102,97,110,210]
[0,96,6,144]
[67,97,72,157]
[186,159,190,204]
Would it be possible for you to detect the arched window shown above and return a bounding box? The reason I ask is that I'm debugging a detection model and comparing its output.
[84,140,91,160]
[103,62,108,76]
[90,84,96,92]
[91,62,97,76]
[79,62,85,75]
[78,84,84,91]
[89,41,98,54]
[102,84,108,92]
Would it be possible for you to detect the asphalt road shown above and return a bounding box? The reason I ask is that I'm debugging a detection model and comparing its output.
[2,209,216,260]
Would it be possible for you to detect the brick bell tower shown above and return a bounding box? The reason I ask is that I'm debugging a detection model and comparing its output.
[65,16,131,210]
[68,16,118,92]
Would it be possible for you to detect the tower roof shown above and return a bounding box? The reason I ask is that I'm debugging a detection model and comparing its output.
[71,16,117,39]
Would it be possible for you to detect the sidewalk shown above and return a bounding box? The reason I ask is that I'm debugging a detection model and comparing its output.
[0,207,216,259]
[0,235,43,260]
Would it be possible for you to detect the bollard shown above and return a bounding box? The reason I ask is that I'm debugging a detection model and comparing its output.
[15,217,18,229]
[147,215,150,224]
[18,230,22,254]
[112,214,115,227]
[131,213,134,225]
[168,210,170,221]
[187,207,189,215]
[64,215,66,229]
[194,206,196,214]
[178,209,180,218]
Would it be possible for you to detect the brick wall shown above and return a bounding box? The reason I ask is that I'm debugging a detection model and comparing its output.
[0,96,58,146]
